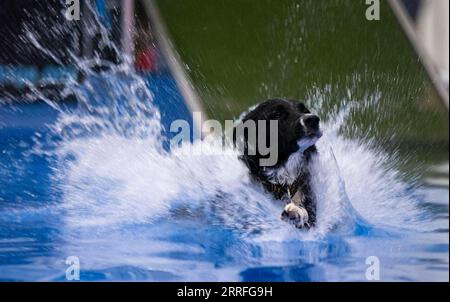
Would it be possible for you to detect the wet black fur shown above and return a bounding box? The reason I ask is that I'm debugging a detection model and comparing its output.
[234,99,320,226]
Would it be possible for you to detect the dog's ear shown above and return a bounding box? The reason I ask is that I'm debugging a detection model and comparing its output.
[296,102,311,114]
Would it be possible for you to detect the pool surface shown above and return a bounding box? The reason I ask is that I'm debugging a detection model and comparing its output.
[0,72,448,281]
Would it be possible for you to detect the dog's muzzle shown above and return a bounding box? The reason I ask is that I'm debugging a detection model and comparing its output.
[300,114,322,138]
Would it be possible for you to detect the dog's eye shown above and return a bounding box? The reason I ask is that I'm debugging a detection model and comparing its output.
[269,112,283,120]
[268,105,288,120]
[296,102,310,114]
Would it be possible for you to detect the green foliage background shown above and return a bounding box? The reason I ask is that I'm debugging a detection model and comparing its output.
[155,0,448,175]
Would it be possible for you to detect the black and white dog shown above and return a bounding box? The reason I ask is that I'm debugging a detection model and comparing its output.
[234,99,322,229]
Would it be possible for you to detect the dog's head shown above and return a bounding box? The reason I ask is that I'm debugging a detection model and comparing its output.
[234,99,322,183]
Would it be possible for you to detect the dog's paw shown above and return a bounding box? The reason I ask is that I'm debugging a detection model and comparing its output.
[281,203,310,229]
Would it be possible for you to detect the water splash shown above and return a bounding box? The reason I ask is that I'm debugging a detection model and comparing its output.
[9,1,429,240]
[2,1,440,281]
[38,83,428,240]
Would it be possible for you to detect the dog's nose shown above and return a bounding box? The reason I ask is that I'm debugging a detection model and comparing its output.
[301,114,320,129]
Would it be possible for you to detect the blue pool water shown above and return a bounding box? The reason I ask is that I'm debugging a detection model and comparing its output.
[0,71,449,282]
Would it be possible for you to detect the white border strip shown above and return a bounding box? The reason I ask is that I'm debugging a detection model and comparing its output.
[121,0,135,59]
[141,0,207,134]
[389,0,449,109]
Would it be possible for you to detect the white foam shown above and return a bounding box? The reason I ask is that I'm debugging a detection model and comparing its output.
[47,88,427,239]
